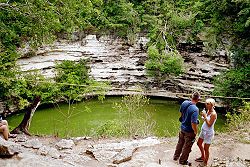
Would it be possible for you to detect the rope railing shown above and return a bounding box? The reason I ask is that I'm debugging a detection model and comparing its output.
[25,79,250,100]
[174,93,250,100]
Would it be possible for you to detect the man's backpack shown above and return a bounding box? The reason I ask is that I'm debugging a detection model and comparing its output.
[179,103,192,122]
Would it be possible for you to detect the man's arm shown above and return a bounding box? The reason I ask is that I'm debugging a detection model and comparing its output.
[191,123,198,135]
[191,109,199,135]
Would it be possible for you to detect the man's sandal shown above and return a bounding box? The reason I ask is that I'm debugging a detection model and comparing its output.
[180,161,192,166]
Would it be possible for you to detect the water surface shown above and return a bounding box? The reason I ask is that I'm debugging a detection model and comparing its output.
[7,97,226,137]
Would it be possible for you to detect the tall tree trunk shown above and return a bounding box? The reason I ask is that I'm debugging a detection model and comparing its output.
[11,96,41,135]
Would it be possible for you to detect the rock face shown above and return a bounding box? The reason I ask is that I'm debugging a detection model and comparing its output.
[86,137,160,164]
[1,135,250,167]
[55,139,75,150]
[0,138,22,157]
[17,34,229,96]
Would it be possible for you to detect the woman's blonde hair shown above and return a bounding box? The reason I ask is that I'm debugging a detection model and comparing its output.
[206,98,216,106]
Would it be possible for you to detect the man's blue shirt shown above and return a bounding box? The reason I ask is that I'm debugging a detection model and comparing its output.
[180,100,199,132]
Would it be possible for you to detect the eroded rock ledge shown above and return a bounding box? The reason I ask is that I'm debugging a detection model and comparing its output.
[17,34,229,97]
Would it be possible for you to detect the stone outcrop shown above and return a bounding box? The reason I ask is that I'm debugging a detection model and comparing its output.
[55,139,75,150]
[0,138,22,157]
[112,148,136,164]
[17,34,229,97]
[0,134,250,167]
[86,137,160,164]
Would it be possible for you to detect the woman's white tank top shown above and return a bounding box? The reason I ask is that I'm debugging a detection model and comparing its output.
[201,113,216,134]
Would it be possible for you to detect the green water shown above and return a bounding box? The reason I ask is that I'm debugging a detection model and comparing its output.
[6,97,226,137]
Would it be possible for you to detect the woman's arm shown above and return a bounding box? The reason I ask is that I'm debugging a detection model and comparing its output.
[203,112,217,127]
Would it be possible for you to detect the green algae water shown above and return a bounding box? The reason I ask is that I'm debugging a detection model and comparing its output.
[6,97,226,137]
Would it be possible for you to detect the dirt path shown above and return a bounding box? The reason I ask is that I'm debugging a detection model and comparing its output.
[115,134,250,167]
[73,132,250,167]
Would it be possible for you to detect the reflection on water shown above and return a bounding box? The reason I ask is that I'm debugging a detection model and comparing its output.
[7,96,226,137]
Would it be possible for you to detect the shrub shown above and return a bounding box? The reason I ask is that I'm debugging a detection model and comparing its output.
[225,102,250,132]
[113,94,156,138]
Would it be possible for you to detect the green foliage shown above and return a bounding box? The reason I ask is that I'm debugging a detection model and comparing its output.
[94,120,125,138]
[55,59,89,84]
[225,102,250,133]
[139,1,196,80]
[20,73,59,104]
[113,94,156,137]
[55,59,109,101]
[0,0,95,49]
[0,48,19,99]
[0,58,108,113]
[0,0,97,112]
[195,0,250,52]
[0,70,58,111]
[194,0,250,107]
[231,48,250,68]
[140,0,201,43]
[0,0,248,53]
[0,42,57,110]
[93,0,140,40]
[213,64,250,107]
[145,45,184,79]
[55,59,90,101]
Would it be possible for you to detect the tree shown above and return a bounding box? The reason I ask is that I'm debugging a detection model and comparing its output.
[55,59,109,101]
[9,60,109,136]
[11,96,41,135]
[195,0,250,106]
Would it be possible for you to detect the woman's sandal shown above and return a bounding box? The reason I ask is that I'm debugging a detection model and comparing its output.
[9,134,17,138]
[195,157,204,162]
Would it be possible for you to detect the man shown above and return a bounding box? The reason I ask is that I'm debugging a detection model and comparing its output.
[173,92,200,166]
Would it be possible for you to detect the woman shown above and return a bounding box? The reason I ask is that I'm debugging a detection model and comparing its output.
[196,98,217,166]
[0,117,17,140]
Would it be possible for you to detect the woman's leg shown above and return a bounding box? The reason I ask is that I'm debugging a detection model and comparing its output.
[197,137,205,160]
[0,124,9,140]
[204,143,211,166]
[0,120,16,138]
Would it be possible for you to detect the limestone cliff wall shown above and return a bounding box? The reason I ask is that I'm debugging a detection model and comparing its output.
[17,34,229,97]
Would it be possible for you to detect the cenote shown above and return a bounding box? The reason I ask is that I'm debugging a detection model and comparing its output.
[7,96,226,137]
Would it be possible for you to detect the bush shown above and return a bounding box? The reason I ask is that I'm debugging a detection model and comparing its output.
[94,120,125,138]
[213,64,250,107]
[145,45,184,78]
[225,102,250,132]
[113,94,156,138]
